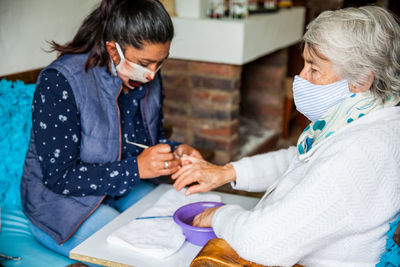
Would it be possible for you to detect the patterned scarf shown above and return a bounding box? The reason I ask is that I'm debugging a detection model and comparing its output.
[297,91,400,154]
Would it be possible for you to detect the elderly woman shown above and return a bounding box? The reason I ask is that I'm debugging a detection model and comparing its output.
[172,6,400,267]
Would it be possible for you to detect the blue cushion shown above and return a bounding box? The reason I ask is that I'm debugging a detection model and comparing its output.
[376,216,400,267]
[0,79,76,266]
[0,209,75,267]
[0,79,35,209]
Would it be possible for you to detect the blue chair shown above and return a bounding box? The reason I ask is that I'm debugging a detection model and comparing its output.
[0,78,156,267]
[0,79,76,266]
[1,209,76,266]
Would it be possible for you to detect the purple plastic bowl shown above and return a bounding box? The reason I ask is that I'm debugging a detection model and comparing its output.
[173,201,225,246]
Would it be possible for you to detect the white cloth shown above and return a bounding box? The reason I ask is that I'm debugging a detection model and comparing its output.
[107,188,221,258]
[213,107,400,267]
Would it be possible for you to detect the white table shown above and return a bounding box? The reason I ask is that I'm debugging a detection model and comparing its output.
[70,184,259,267]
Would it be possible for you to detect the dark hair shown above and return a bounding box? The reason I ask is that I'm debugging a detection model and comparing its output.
[49,0,174,70]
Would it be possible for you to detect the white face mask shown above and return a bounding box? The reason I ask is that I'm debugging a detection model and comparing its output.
[111,42,160,89]
[293,75,352,122]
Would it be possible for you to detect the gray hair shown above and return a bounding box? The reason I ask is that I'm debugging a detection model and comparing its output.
[303,6,400,101]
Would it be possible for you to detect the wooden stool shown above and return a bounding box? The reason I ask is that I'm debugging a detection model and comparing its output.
[191,238,304,267]
[394,221,400,246]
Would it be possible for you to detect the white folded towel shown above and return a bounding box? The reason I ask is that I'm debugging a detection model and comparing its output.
[107,188,221,258]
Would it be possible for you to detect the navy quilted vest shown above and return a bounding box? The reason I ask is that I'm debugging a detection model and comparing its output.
[21,53,162,244]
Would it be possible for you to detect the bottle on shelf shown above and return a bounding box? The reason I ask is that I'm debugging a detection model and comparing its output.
[207,0,226,18]
[264,0,277,11]
[229,0,249,19]
[248,0,259,12]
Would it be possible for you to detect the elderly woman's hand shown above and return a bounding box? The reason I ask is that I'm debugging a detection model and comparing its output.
[171,155,236,196]
[192,207,221,228]
[173,144,203,160]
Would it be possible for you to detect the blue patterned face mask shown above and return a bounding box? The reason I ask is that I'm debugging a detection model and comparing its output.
[292,75,353,122]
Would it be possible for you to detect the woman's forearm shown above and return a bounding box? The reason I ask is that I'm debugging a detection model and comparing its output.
[222,163,237,184]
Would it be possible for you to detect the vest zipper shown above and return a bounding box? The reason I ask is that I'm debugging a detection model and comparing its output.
[60,85,124,244]
[142,84,154,145]
[116,85,123,160]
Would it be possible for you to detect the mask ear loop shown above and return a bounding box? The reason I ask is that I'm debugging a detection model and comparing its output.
[114,42,125,59]
[106,41,119,76]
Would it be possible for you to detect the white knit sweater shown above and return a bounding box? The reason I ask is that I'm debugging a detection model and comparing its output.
[213,106,400,267]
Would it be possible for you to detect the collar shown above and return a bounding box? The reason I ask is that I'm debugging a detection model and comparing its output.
[298,106,400,162]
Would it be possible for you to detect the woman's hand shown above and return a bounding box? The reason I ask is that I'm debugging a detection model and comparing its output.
[173,144,203,161]
[192,207,221,228]
[137,144,180,178]
[171,155,236,196]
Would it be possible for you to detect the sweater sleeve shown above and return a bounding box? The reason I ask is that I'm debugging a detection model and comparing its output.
[212,156,351,266]
[33,69,140,197]
[230,146,297,192]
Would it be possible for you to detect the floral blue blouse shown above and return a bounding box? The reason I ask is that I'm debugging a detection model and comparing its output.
[32,69,178,202]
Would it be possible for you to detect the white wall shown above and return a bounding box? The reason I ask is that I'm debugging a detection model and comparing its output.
[0,1,304,75]
[0,0,100,76]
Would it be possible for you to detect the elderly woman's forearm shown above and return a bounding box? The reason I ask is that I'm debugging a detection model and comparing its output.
[222,163,236,184]
[230,146,297,192]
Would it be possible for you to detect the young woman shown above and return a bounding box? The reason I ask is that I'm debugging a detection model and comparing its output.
[20,0,201,257]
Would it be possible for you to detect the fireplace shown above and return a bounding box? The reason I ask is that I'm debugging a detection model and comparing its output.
[162,48,289,164]
[161,7,304,164]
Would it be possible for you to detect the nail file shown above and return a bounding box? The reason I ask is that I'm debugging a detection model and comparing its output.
[135,215,173,220]
[125,139,149,149]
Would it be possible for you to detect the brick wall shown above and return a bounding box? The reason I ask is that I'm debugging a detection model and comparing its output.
[162,48,288,164]
[162,60,242,164]
[241,49,289,131]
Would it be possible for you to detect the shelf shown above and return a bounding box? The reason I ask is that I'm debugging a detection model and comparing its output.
[170,7,305,65]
